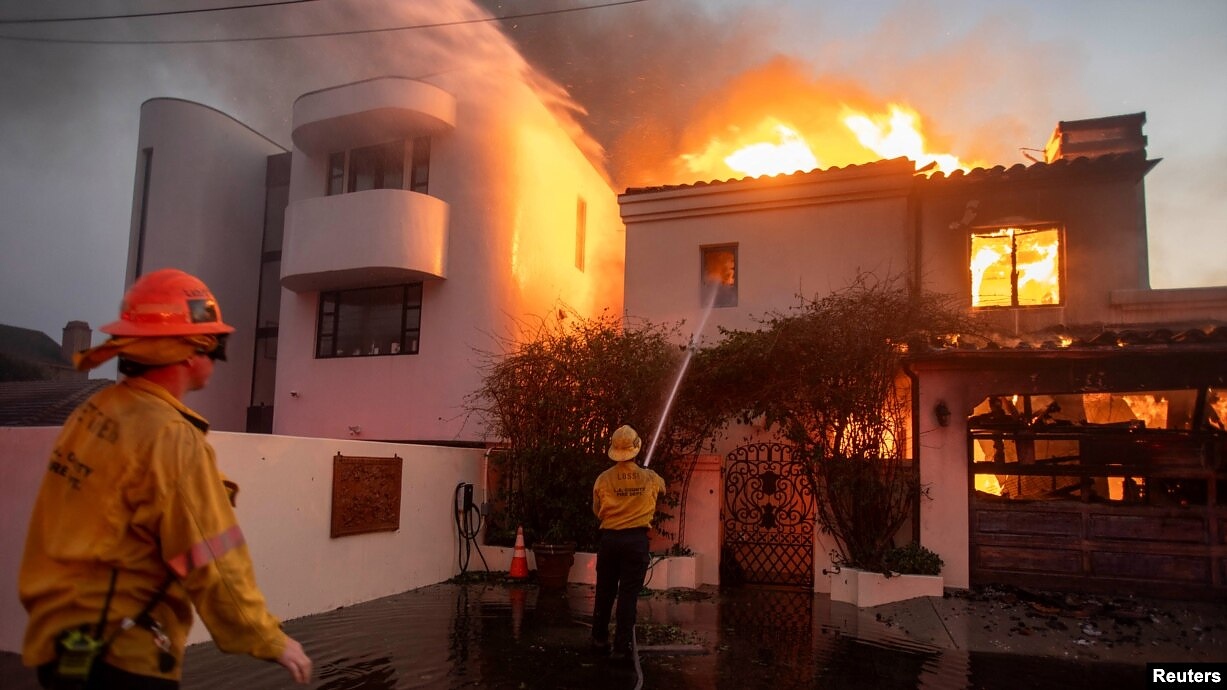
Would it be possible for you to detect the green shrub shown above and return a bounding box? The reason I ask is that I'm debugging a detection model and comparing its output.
[883,542,944,576]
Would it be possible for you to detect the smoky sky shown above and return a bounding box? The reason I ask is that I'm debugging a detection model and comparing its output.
[476,0,1072,189]
[0,0,1224,352]
[477,0,780,188]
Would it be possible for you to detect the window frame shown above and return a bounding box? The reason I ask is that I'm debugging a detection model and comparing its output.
[409,136,431,194]
[700,243,738,308]
[968,224,1064,309]
[325,138,432,197]
[315,283,423,359]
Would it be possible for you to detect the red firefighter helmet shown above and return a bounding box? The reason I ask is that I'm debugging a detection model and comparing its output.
[101,268,235,336]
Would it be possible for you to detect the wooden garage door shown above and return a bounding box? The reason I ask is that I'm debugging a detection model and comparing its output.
[970,500,1224,599]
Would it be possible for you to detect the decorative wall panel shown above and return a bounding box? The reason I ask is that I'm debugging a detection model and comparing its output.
[330,453,403,538]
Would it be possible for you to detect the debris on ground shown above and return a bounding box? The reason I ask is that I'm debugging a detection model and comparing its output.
[637,622,707,647]
[649,587,715,603]
[942,585,1225,657]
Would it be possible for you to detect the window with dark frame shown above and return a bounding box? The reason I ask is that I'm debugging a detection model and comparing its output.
[701,244,737,308]
[970,225,1062,308]
[325,138,431,197]
[316,283,423,358]
[327,152,345,196]
[348,141,403,193]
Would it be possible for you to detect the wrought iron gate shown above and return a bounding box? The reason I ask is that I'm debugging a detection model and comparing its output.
[721,442,816,588]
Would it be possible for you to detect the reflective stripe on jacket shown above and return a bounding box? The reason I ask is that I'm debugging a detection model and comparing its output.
[592,462,666,530]
[19,377,286,680]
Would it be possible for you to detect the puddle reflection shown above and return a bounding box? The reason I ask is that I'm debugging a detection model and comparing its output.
[175,583,1144,690]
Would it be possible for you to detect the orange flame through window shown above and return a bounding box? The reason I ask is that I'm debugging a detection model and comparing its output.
[970,227,1061,307]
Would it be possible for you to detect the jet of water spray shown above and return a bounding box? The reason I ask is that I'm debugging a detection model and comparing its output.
[643,285,721,468]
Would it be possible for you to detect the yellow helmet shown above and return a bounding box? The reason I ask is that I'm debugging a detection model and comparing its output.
[607,425,642,462]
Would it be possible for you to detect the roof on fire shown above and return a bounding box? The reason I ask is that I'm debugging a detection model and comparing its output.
[620,151,1159,197]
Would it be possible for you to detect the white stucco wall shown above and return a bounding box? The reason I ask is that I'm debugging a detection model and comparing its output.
[621,161,914,345]
[621,164,918,590]
[911,372,974,589]
[127,98,287,432]
[0,426,60,653]
[0,426,485,654]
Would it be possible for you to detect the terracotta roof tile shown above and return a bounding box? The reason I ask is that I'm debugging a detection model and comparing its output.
[621,158,911,196]
[621,152,1159,197]
[921,324,1227,356]
[0,378,113,427]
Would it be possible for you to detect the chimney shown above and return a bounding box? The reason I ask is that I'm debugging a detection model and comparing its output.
[61,320,92,362]
[1044,112,1147,163]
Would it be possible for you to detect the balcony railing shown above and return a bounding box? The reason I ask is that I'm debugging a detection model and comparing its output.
[281,189,448,292]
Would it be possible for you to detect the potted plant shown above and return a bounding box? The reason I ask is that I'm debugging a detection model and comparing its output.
[507,445,599,590]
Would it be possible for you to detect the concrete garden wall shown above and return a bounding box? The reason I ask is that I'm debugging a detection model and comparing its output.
[0,427,485,652]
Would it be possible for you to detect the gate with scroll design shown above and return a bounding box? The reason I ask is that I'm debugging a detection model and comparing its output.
[721,442,816,588]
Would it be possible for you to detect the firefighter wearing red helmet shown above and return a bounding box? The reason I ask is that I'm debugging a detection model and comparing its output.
[19,269,313,688]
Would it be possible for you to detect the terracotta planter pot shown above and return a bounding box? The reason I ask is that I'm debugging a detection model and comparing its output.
[532,542,576,590]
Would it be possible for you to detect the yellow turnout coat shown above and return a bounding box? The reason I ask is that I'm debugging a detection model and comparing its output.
[19,377,286,681]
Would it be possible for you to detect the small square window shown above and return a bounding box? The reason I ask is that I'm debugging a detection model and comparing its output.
[701,245,737,308]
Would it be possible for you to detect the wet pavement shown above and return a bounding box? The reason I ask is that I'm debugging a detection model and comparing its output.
[2,577,1223,689]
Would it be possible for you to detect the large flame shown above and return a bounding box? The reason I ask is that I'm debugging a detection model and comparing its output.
[843,104,974,175]
[680,117,820,179]
[620,58,997,187]
[723,123,819,177]
[677,100,980,180]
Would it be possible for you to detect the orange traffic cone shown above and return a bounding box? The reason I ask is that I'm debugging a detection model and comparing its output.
[509,526,529,580]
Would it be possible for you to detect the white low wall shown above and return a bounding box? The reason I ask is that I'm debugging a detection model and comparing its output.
[0,427,485,653]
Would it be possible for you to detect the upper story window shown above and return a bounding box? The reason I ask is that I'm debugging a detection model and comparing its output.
[326,137,431,196]
[575,197,587,272]
[970,225,1061,308]
[409,136,430,194]
[701,244,737,308]
[316,283,422,358]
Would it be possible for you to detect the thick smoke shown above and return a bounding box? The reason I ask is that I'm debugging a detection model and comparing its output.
[479,0,780,188]
[480,0,1077,190]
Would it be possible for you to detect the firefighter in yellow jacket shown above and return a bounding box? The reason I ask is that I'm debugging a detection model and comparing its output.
[590,425,665,661]
[19,269,312,688]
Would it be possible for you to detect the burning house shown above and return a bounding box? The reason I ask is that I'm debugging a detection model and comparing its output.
[620,112,1227,598]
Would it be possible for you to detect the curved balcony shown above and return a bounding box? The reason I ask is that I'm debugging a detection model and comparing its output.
[281,189,448,293]
[292,77,456,154]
